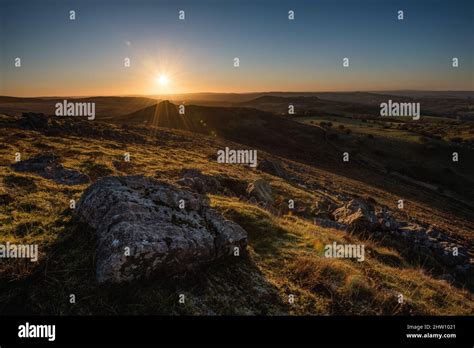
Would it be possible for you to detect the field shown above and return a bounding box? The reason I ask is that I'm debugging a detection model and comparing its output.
[0,93,473,315]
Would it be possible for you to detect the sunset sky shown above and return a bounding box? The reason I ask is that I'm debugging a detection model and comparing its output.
[1,0,473,97]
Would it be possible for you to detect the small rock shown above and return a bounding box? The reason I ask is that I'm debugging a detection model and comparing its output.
[257,159,288,179]
[177,169,222,194]
[376,208,401,231]
[426,226,441,238]
[12,155,89,185]
[247,179,274,205]
[332,199,378,233]
[311,197,337,219]
[20,112,49,130]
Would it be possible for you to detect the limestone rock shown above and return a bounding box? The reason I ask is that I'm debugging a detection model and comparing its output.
[176,169,222,194]
[12,155,89,185]
[332,199,378,233]
[247,178,274,205]
[20,112,49,130]
[376,208,401,231]
[76,175,248,283]
[257,159,287,179]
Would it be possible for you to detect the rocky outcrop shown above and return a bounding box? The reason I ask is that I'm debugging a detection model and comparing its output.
[311,196,338,219]
[176,169,222,194]
[12,155,89,185]
[247,179,274,205]
[76,175,248,283]
[332,199,378,233]
[376,207,401,231]
[18,112,147,144]
[20,112,49,130]
[329,198,472,281]
[257,159,288,179]
[373,221,471,273]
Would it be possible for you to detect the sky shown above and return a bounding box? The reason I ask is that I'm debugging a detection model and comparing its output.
[0,0,473,96]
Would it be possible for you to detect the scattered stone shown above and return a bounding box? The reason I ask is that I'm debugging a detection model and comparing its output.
[332,199,378,233]
[247,178,274,205]
[376,207,401,231]
[12,155,89,185]
[311,196,337,219]
[426,226,441,238]
[372,219,471,279]
[312,195,472,279]
[20,112,49,130]
[257,159,288,179]
[76,175,248,283]
[176,169,222,194]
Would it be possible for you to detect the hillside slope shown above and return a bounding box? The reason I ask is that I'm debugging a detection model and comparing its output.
[0,110,473,315]
[115,101,336,165]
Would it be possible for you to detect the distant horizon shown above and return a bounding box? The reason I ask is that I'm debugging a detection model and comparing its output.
[1,89,474,99]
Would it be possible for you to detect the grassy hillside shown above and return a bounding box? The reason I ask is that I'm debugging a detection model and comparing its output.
[296,114,474,205]
[0,109,473,315]
[0,96,159,118]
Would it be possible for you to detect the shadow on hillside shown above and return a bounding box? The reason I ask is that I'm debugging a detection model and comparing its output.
[0,210,289,315]
[119,102,474,226]
[7,105,474,226]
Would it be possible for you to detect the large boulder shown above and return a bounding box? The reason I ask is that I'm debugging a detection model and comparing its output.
[247,178,274,205]
[76,175,248,283]
[332,199,378,233]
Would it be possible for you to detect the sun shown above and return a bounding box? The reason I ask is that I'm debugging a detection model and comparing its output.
[156,74,169,87]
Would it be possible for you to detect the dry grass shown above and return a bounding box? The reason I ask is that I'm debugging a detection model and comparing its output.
[0,117,473,315]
